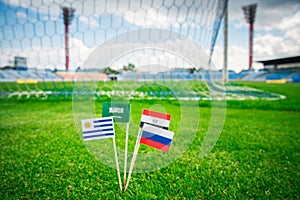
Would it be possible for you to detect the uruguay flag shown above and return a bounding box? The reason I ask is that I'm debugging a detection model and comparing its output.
[81,117,115,141]
[140,109,171,130]
[140,124,174,152]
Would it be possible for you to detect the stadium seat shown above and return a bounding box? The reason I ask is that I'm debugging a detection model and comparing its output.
[292,74,300,83]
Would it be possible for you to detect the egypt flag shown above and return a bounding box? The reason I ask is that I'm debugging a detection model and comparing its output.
[140,124,174,152]
[140,109,171,130]
[81,117,115,141]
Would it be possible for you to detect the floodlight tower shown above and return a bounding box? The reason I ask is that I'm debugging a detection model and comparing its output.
[223,0,228,83]
[242,4,257,70]
[62,7,75,71]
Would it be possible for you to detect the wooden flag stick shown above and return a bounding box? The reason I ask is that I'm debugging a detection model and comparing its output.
[123,123,130,185]
[113,137,122,191]
[124,127,142,191]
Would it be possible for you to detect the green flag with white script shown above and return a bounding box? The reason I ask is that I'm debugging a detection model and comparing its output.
[102,102,130,123]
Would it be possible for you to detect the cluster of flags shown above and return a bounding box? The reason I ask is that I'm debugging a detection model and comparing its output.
[139,109,174,152]
[81,103,175,191]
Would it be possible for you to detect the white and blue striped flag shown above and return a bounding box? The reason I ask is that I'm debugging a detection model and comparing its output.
[81,116,115,141]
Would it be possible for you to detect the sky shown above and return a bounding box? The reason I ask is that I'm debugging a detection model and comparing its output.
[223,0,300,72]
[0,0,299,72]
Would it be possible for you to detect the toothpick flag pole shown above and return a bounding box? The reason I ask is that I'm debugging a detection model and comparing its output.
[124,122,129,185]
[102,102,131,189]
[113,136,123,191]
[125,109,172,191]
[124,127,142,191]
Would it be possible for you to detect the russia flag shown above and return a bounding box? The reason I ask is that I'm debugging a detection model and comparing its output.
[140,124,174,152]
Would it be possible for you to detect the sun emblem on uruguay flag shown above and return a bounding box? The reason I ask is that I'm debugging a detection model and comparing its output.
[84,122,91,129]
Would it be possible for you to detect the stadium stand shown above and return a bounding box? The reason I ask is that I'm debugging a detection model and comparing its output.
[256,56,300,82]
[7,70,23,79]
[56,72,108,81]
[228,71,243,80]
[1,56,299,83]
[0,70,15,80]
[0,69,62,82]
[260,68,300,81]
[292,74,300,83]
[241,71,268,81]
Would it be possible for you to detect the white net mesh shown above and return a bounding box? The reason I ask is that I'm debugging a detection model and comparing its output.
[0,0,226,98]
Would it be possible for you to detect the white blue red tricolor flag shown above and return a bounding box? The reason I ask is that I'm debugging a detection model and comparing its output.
[81,117,115,141]
[140,109,171,130]
[140,123,174,152]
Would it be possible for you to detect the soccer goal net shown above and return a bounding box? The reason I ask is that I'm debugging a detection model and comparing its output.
[0,0,227,99]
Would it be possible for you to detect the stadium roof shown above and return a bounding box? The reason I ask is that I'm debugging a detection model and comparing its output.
[257,56,300,66]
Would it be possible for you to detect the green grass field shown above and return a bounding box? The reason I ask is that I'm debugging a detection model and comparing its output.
[1,82,299,199]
